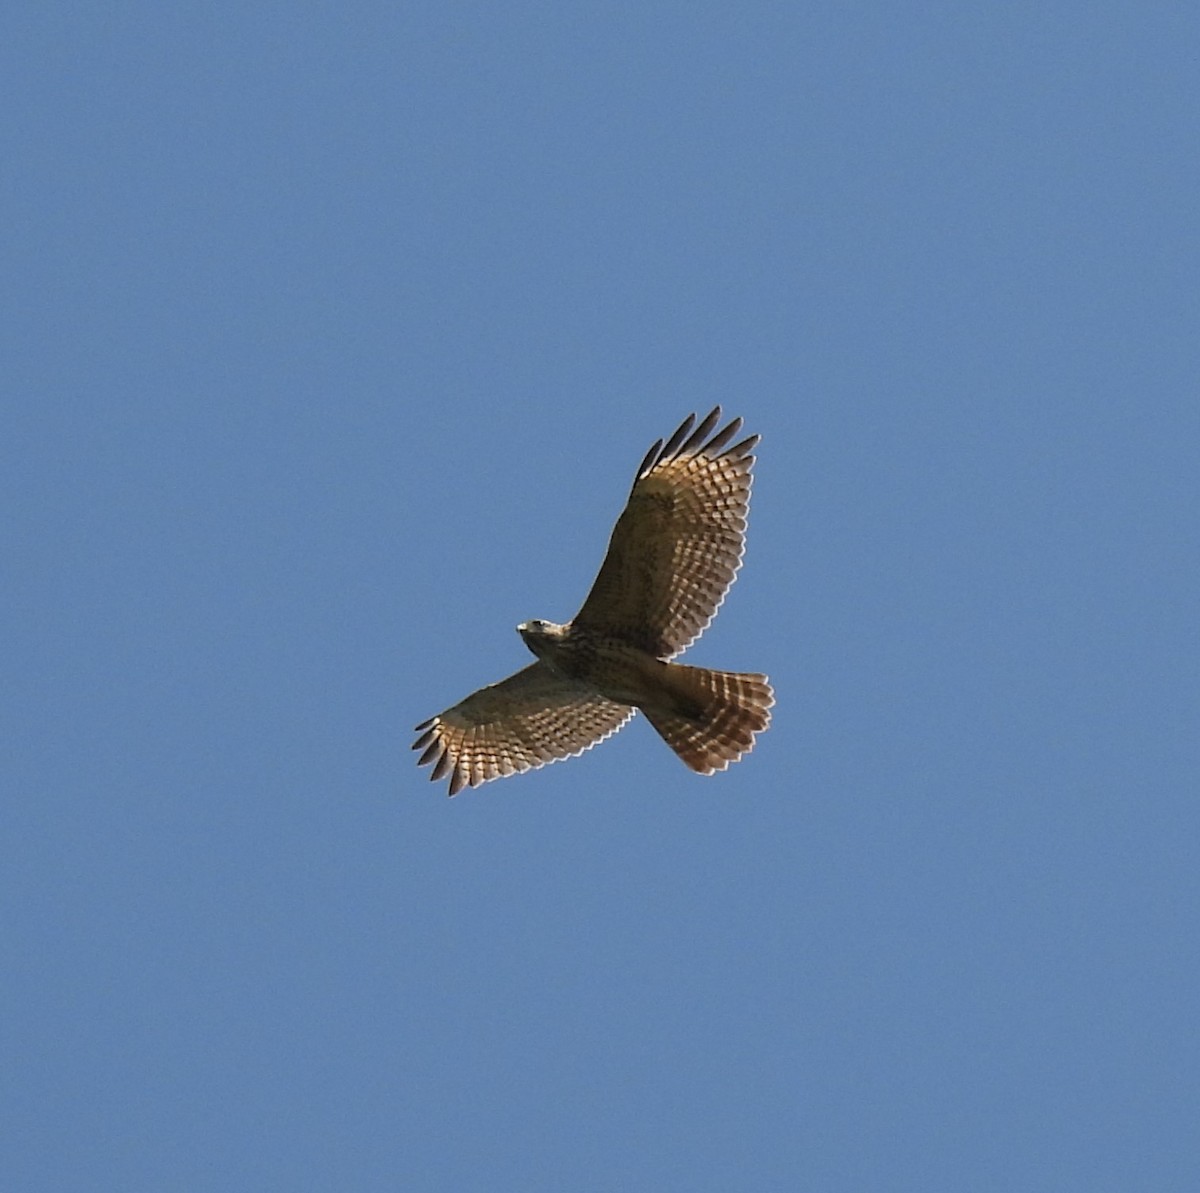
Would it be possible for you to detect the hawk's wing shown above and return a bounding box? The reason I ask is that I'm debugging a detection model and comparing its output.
[413,662,635,796]
[572,407,758,658]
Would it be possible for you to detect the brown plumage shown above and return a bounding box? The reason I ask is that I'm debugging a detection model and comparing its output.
[640,664,774,776]
[413,408,774,795]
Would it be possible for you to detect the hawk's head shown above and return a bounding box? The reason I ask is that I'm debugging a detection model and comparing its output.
[517,618,566,658]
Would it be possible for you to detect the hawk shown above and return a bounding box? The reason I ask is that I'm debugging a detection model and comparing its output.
[413,407,774,795]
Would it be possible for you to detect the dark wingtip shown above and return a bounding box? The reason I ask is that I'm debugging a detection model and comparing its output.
[635,407,754,481]
[700,415,743,457]
[658,412,697,461]
[633,437,664,484]
[431,749,454,781]
[674,407,722,459]
[723,432,760,459]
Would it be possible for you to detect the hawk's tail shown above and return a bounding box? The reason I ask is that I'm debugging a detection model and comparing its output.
[642,663,774,775]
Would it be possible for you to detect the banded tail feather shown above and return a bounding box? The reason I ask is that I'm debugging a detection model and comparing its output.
[642,663,774,775]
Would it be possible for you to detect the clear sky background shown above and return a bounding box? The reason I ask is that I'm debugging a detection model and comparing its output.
[4,3,1197,1190]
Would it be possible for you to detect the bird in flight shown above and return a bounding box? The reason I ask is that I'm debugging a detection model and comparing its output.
[413,407,774,795]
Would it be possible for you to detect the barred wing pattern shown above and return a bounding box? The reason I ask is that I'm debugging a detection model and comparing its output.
[572,408,758,658]
[412,662,635,796]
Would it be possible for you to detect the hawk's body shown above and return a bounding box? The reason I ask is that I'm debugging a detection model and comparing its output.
[414,408,773,795]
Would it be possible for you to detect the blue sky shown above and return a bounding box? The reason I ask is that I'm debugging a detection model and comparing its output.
[4,2,1198,1189]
